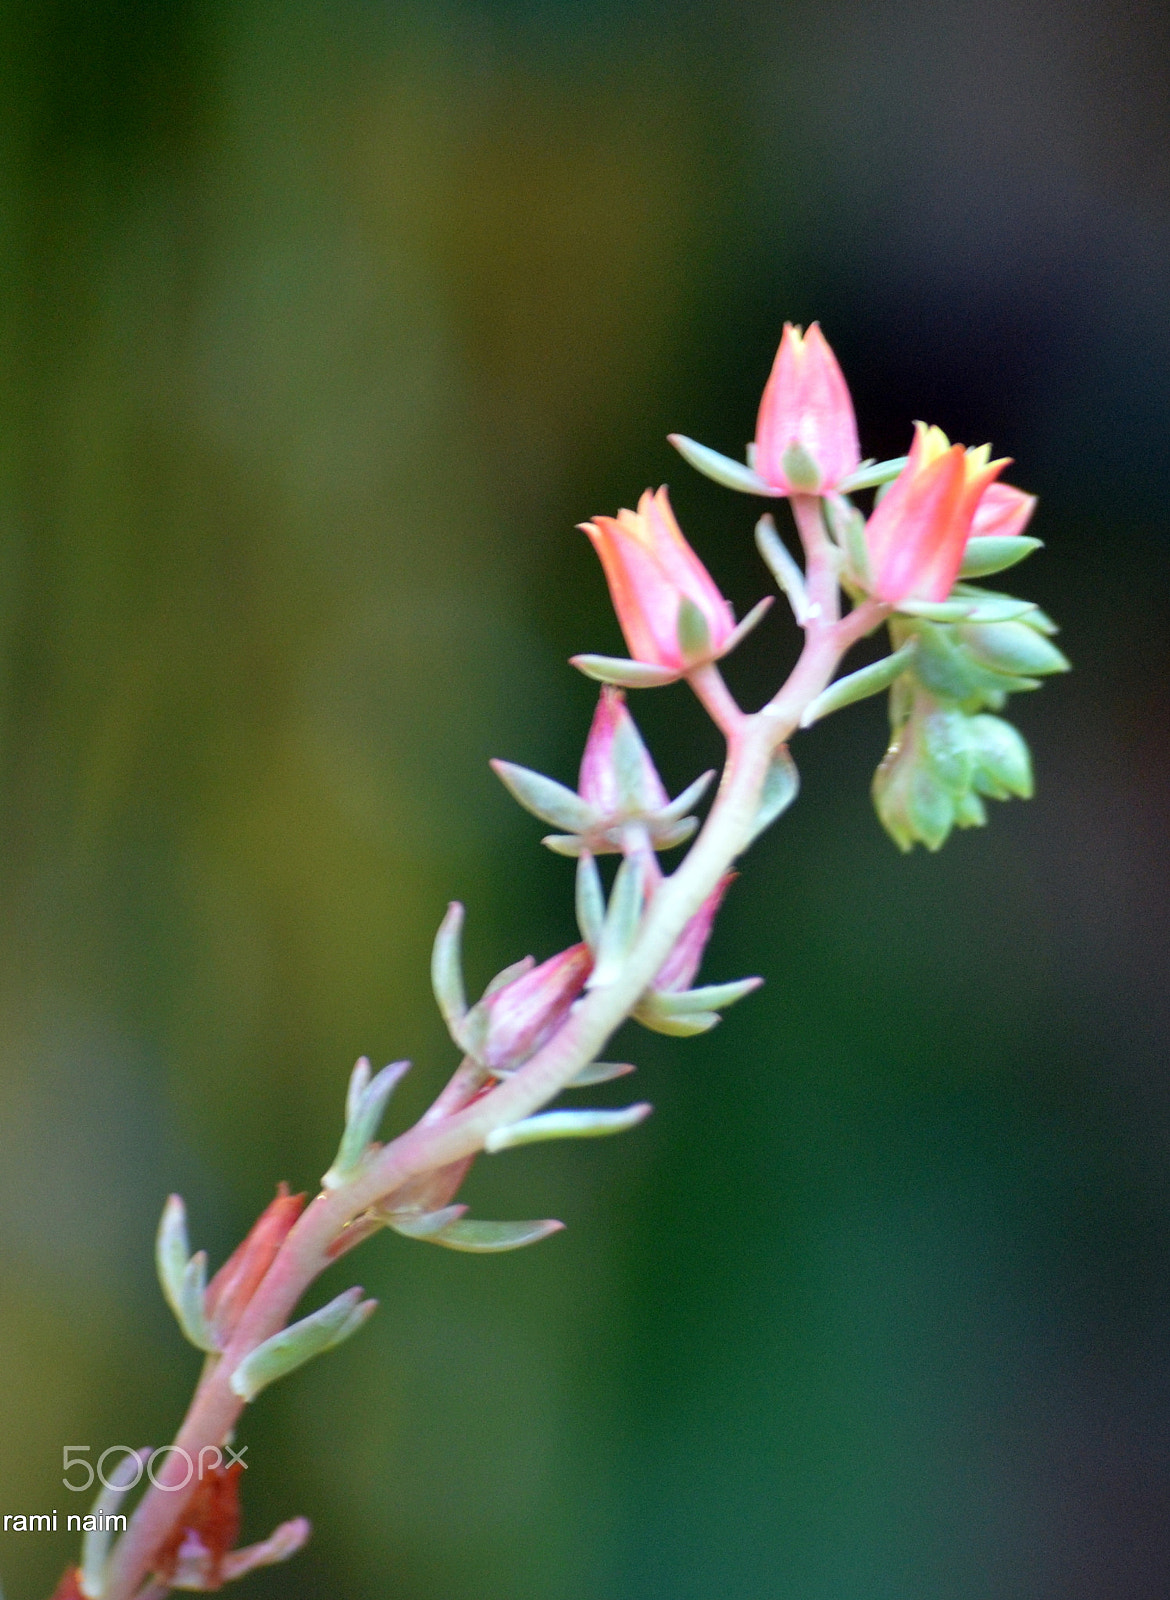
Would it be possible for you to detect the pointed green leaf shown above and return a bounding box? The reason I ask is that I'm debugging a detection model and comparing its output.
[780,440,822,491]
[954,789,988,828]
[230,1287,377,1402]
[631,997,722,1036]
[387,1205,467,1239]
[490,760,597,833]
[800,640,918,727]
[650,817,699,851]
[825,496,873,588]
[344,1056,371,1126]
[323,1059,411,1190]
[542,833,586,856]
[610,709,654,810]
[566,1060,636,1087]
[956,621,1070,677]
[719,596,774,658]
[910,623,996,702]
[418,1218,565,1253]
[575,852,606,950]
[589,856,645,987]
[485,1104,652,1152]
[896,594,1037,623]
[156,1194,193,1324]
[175,1252,214,1352]
[677,595,712,664]
[657,769,716,824]
[745,747,800,845]
[968,714,1033,799]
[653,977,762,1014]
[668,433,778,495]
[570,654,680,688]
[755,515,810,624]
[431,903,467,1033]
[156,1196,214,1352]
[920,708,975,796]
[480,955,536,1001]
[837,456,909,493]
[959,534,1043,578]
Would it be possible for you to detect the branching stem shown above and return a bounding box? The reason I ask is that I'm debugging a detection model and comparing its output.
[99,496,879,1600]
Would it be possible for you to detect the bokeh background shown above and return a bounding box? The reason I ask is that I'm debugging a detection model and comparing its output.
[2,1,1169,1596]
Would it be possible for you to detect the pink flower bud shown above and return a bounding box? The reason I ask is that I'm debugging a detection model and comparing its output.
[865,423,1009,604]
[753,323,861,495]
[580,487,736,676]
[970,480,1037,540]
[477,942,593,1074]
[204,1183,305,1345]
[652,875,734,993]
[578,687,670,817]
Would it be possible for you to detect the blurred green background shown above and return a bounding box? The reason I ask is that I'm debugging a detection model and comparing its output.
[2,2,1169,1596]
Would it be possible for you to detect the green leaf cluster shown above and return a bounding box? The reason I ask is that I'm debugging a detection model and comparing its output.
[873,592,1068,852]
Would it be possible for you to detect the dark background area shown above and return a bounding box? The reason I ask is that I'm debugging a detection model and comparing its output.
[1,2,1169,1596]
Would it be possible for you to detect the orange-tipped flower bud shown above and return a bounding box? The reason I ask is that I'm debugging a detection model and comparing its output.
[204,1183,305,1346]
[754,323,861,495]
[865,423,1009,604]
[580,488,736,677]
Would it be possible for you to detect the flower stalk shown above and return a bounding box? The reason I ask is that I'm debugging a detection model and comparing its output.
[61,318,1061,1600]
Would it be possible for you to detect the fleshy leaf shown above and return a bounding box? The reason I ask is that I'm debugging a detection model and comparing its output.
[387,1205,467,1239]
[414,1218,564,1253]
[575,852,606,950]
[565,1060,636,1086]
[959,534,1043,578]
[431,903,467,1032]
[657,769,716,825]
[588,855,645,987]
[323,1059,411,1190]
[677,595,712,664]
[485,1104,652,1152]
[895,594,1037,623]
[837,456,909,493]
[745,747,800,845]
[668,433,779,495]
[719,596,774,657]
[631,997,722,1036]
[490,760,597,833]
[800,639,918,727]
[229,1288,377,1402]
[755,515,810,624]
[570,654,680,688]
[155,1196,215,1353]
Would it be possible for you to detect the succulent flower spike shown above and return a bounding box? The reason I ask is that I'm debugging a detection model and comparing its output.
[492,687,714,857]
[864,423,1009,606]
[753,322,862,495]
[574,487,770,684]
[632,876,762,1036]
